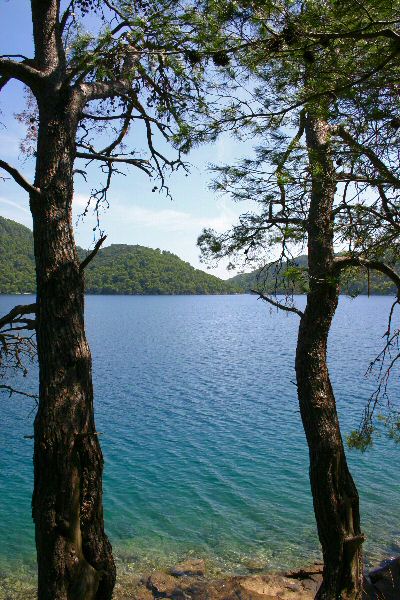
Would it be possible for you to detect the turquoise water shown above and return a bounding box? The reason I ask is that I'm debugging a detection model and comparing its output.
[0,294,399,579]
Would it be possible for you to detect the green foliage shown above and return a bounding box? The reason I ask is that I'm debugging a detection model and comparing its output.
[195,0,400,265]
[84,243,239,294]
[0,217,35,294]
[195,0,400,455]
[228,256,309,294]
[377,412,400,444]
[346,412,400,451]
[347,427,374,452]
[0,217,238,295]
[228,256,399,296]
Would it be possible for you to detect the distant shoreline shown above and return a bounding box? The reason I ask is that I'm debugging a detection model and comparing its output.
[2,217,398,296]
[0,291,397,297]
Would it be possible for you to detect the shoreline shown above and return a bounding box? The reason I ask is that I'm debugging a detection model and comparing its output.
[115,557,400,599]
[114,561,325,599]
[1,556,399,599]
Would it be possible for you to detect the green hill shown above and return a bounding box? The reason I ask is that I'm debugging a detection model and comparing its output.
[0,216,36,294]
[83,244,239,295]
[228,255,399,296]
[3,216,397,296]
[0,216,239,295]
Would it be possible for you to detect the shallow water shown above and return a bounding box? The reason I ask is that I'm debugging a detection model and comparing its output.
[0,294,399,581]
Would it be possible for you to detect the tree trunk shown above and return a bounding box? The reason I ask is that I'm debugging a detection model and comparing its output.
[30,93,116,600]
[295,113,364,599]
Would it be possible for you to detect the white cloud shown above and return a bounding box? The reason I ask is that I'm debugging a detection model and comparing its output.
[0,197,32,229]
[123,205,196,231]
[73,193,92,209]
[205,198,238,232]
[215,136,230,163]
[71,193,243,279]
[73,191,238,232]
[0,197,30,214]
[110,198,237,234]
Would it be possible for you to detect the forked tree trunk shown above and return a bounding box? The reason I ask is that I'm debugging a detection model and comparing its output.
[295,113,364,599]
[30,93,116,600]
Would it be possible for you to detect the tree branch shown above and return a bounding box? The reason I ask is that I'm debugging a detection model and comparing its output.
[249,217,305,228]
[332,126,400,188]
[60,0,74,33]
[251,290,304,317]
[217,45,400,126]
[0,57,43,89]
[0,75,10,93]
[333,257,400,298]
[79,235,107,271]
[82,112,130,121]
[0,159,41,196]
[102,0,128,22]
[98,104,133,156]
[310,27,400,43]
[0,384,38,400]
[79,80,131,102]
[81,110,171,131]
[0,304,36,331]
[215,24,400,57]
[77,41,140,102]
[75,151,152,175]
[377,185,400,231]
[334,172,391,185]
[275,109,306,174]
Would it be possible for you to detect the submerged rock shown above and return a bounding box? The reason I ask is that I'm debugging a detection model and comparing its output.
[139,569,323,599]
[122,582,154,600]
[170,559,205,577]
[147,572,180,596]
[243,559,268,573]
[8,558,400,599]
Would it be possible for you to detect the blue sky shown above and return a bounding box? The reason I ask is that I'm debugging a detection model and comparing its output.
[0,0,254,278]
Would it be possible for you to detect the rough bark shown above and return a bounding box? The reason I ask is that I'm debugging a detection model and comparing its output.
[29,31,116,600]
[295,112,364,599]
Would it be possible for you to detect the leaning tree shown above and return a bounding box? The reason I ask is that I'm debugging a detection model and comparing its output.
[199,101,400,600]
[197,1,400,597]
[0,1,213,598]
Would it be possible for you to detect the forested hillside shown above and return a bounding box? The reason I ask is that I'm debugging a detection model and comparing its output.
[83,244,238,294]
[0,216,238,295]
[228,256,399,296]
[0,216,36,293]
[2,216,397,296]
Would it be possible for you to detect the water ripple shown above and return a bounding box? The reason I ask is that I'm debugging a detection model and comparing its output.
[0,294,398,576]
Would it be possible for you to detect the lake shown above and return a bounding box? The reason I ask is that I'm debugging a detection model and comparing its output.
[0,294,399,581]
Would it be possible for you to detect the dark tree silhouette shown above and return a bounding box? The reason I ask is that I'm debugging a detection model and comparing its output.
[197,3,400,591]
[0,1,207,598]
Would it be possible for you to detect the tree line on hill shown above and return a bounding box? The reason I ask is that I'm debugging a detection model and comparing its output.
[230,255,400,296]
[0,216,238,295]
[1,216,396,297]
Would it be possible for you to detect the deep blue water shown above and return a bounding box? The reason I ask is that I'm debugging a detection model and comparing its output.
[0,294,399,578]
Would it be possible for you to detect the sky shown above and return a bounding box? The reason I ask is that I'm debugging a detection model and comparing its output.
[0,0,257,279]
